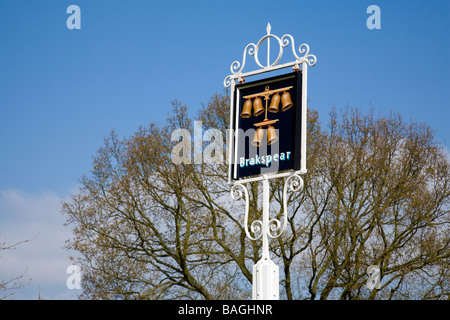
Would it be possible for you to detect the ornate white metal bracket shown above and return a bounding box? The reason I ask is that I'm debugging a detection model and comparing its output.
[231,174,304,300]
[224,23,317,88]
[230,173,304,244]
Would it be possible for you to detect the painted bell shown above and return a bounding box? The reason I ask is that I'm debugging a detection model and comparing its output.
[251,127,264,147]
[268,93,280,113]
[281,91,293,111]
[253,97,264,117]
[267,125,279,145]
[240,99,252,118]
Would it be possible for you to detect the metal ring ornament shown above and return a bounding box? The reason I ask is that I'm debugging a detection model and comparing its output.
[253,34,284,69]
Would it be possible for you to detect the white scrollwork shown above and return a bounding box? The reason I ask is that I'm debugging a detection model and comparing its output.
[224,75,232,88]
[231,183,245,201]
[267,218,282,239]
[281,35,317,68]
[232,43,257,75]
[299,43,317,67]
[265,175,304,239]
[231,174,304,242]
[268,174,303,238]
[286,173,304,193]
[249,220,263,241]
[224,23,317,87]
[231,184,262,240]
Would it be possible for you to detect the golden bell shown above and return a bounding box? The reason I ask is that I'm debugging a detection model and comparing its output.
[251,128,264,147]
[253,97,264,117]
[267,125,279,145]
[240,99,252,118]
[268,93,280,113]
[281,91,293,111]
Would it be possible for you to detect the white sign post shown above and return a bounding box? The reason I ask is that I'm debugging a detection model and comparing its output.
[225,24,317,300]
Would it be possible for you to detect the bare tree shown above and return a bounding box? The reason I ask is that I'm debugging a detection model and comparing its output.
[278,108,450,300]
[0,239,30,299]
[63,93,449,300]
[64,98,254,299]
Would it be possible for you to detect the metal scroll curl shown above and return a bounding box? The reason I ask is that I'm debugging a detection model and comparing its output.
[267,174,305,239]
[224,23,317,88]
[231,183,263,241]
[231,174,304,242]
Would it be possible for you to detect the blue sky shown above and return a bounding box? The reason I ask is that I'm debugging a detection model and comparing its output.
[0,0,449,299]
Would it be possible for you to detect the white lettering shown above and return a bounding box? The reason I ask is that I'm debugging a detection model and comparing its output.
[266,155,272,166]
[223,305,230,314]
[203,128,224,164]
[178,304,212,317]
[222,304,273,315]
[237,151,294,168]
[171,129,192,164]
[66,264,81,289]
[366,5,381,30]
[66,5,81,30]
[193,121,202,164]
[266,305,272,314]
[366,265,381,289]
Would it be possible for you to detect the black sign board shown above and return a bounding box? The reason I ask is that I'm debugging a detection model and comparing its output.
[230,72,303,181]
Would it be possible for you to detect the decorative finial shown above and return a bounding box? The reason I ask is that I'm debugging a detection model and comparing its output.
[266,23,271,35]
